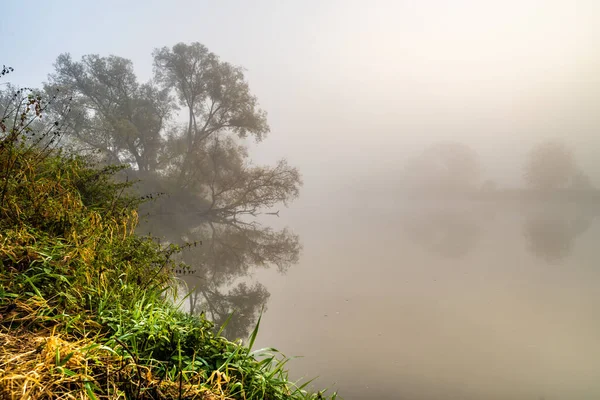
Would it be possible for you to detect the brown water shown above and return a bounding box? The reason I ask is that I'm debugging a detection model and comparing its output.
[181,195,600,399]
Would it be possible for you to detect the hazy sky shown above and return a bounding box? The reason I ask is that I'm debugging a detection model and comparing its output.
[3,0,600,189]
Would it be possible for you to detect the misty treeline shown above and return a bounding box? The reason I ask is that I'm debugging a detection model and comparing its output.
[399,141,597,264]
[0,42,302,339]
[402,140,595,195]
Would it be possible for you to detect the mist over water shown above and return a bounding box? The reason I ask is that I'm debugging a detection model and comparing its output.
[247,196,600,400]
[5,0,600,398]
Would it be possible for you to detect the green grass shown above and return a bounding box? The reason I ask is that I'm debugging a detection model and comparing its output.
[0,91,337,399]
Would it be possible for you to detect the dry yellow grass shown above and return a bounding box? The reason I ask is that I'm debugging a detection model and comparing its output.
[0,326,109,399]
[0,323,224,400]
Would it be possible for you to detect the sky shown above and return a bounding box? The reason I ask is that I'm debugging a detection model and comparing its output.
[2,0,600,191]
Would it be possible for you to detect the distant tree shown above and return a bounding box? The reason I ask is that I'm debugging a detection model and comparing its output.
[524,140,577,191]
[403,141,481,193]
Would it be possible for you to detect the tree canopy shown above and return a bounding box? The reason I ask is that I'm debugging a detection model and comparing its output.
[523,140,577,191]
[43,42,302,338]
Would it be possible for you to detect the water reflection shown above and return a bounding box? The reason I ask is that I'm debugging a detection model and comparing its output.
[399,201,597,264]
[131,136,302,341]
[173,221,300,339]
[185,278,270,340]
[135,178,300,340]
[400,208,483,258]
[523,211,595,263]
[252,201,600,399]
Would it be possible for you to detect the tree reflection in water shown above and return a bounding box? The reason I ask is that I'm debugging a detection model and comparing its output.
[523,212,594,263]
[401,208,482,259]
[146,212,301,340]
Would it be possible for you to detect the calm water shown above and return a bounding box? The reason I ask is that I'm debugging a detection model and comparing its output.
[181,194,600,399]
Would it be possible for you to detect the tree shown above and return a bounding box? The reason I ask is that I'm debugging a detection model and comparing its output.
[524,140,576,191]
[47,54,173,172]
[152,42,269,185]
[403,141,481,194]
[45,43,302,338]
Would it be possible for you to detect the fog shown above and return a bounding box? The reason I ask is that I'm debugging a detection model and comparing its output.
[4,0,600,398]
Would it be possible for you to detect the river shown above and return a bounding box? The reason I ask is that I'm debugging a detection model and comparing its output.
[180,192,600,399]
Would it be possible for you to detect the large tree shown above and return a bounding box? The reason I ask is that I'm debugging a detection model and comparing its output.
[152,42,269,185]
[523,140,577,191]
[45,43,302,339]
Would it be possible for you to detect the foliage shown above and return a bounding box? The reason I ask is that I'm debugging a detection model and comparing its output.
[0,80,335,399]
[46,43,302,338]
[152,42,269,151]
[48,54,172,171]
[523,140,577,191]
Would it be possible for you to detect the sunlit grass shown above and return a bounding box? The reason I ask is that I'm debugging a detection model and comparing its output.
[0,98,337,399]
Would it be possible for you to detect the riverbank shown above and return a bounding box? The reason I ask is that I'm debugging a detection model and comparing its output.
[0,131,334,399]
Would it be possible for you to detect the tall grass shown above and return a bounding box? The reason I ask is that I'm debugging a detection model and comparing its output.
[0,84,336,399]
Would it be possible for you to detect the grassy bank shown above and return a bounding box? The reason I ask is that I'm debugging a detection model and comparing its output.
[0,93,335,399]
